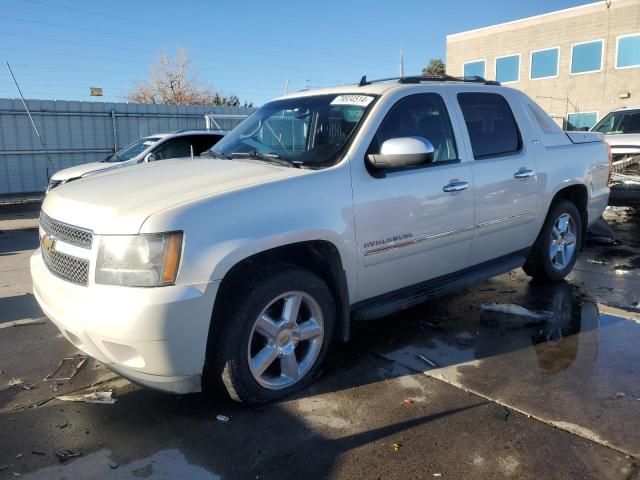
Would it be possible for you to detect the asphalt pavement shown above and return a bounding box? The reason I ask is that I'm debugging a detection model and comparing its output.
[0,206,639,479]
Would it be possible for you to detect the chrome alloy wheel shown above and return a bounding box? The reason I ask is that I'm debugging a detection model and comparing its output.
[549,213,577,270]
[247,291,324,390]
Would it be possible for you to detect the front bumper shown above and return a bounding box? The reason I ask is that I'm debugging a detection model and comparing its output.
[31,250,219,394]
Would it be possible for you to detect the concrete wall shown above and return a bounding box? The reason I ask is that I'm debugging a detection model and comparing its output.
[446,0,640,126]
[0,99,254,195]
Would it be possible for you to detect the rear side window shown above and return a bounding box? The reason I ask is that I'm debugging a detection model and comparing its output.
[457,92,521,159]
[194,134,223,155]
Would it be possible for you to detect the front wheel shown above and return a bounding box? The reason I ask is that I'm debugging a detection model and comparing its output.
[213,265,335,404]
[523,200,582,282]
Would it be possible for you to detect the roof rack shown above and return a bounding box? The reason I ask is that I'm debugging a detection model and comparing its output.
[358,75,500,87]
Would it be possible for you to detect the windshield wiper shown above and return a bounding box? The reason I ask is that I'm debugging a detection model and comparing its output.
[202,150,231,160]
[230,151,297,168]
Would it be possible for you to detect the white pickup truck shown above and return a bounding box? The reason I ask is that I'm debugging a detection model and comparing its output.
[31,76,610,403]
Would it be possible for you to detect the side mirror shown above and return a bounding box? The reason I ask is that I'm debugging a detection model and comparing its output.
[368,137,435,170]
[104,154,113,161]
[144,152,159,162]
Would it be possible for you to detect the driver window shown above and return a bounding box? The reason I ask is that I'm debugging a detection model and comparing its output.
[369,93,458,163]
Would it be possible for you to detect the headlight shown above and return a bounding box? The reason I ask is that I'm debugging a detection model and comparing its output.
[95,232,183,287]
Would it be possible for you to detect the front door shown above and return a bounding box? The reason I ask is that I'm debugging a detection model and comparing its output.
[350,91,475,302]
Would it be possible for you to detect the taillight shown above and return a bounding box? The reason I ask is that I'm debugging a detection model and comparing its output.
[605,141,612,185]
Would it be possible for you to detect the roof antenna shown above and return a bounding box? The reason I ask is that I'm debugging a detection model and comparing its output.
[6,61,54,182]
[359,75,368,87]
[399,48,404,79]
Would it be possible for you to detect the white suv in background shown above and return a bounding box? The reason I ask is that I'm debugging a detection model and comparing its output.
[46,129,226,192]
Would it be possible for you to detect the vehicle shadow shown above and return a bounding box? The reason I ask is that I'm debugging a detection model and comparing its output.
[0,227,39,255]
[0,293,44,325]
[0,365,488,479]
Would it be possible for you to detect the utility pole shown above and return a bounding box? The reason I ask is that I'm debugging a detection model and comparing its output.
[400,48,404,79]
[304,79,310,91]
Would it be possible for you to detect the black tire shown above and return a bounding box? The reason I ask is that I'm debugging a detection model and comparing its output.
[523,200,582,282]
[211,264,335,404]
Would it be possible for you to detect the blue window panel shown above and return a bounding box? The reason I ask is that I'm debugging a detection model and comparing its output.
[531,48,559,79]
[464,60,485,79]
[567,112,598,131]
[571,41,603,74]
[617,35,640,68]
[496,55,519,82]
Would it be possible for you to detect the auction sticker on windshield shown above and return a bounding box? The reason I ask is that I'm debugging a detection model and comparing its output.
[331,95,374,107]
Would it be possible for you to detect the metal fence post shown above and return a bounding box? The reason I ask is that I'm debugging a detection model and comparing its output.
[111,110,118,153]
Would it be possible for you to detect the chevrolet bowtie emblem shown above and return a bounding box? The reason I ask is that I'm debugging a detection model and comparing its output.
[41,234,56,252]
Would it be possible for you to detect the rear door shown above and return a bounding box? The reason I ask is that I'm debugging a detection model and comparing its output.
[350,91,475,301]
[453,91,539,264]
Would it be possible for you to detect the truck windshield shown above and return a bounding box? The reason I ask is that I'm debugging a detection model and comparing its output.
[210,94,377,167]
[108,137,161,162]
[592,110,640,135]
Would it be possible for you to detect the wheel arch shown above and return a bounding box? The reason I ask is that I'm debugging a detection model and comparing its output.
[206,240,351,364]
[548,184,589,247]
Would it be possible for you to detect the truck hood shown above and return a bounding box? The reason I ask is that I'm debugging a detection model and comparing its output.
[50,162,118,181]
[605,133,640,154]
[42,158,305,234]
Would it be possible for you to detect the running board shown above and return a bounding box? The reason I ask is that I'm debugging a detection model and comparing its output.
[351,249,530,321]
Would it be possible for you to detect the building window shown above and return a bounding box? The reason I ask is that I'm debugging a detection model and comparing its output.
[530,47,559,79]
[495,54,520,83]
[617,34,640,69]
[463,60,485,79]
[570,40,604,75]
[567,112,598,131]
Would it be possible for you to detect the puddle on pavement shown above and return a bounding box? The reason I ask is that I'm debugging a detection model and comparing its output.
[369,282,640,458]
[612,261,640,275]
[18,448,220,479]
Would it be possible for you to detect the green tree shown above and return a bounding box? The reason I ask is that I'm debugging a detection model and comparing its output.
[422,59,446,76]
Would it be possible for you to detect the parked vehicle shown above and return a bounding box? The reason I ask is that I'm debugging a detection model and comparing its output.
[591,106,640,206]
[45,129,226,192]
[31,75,610,403]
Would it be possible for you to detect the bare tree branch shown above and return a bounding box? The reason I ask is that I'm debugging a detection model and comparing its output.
[126,47,253,107]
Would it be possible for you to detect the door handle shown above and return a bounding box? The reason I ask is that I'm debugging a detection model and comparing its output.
[443,181,469,193]
[514,169,535,179]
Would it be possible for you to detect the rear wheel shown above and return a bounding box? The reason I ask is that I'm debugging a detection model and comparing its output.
[212,265,335,404]
[523,200,582,282]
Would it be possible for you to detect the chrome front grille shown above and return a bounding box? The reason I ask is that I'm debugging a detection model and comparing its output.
[40,212,93,248]
[39,212,93,286]
[40,239,89,286]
